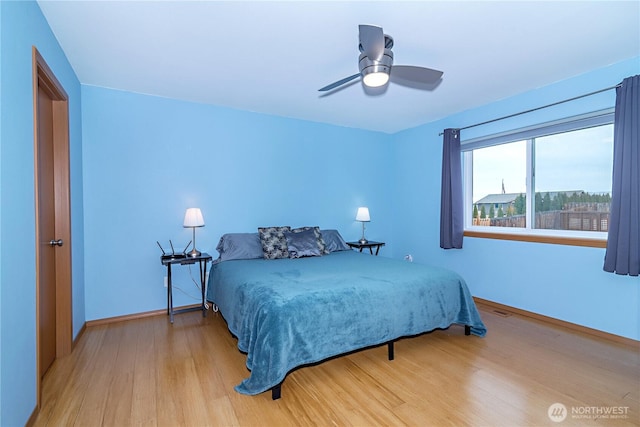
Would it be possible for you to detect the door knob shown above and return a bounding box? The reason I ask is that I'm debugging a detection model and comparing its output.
[49,239,63,247]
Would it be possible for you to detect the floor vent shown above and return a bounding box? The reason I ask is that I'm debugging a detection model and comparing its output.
[492,309,512,317]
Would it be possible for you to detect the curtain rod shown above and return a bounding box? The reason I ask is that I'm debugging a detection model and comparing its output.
[439,82,622,136]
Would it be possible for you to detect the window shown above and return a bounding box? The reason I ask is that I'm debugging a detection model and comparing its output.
[469,141,527,227]
[462,110,614,244]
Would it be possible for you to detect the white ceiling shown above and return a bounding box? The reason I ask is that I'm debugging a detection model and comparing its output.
[37,1,640,134]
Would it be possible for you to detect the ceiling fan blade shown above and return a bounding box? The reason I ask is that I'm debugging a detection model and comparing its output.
[359,24,384,60]
[390,65,443,85]
[318,73,361,92]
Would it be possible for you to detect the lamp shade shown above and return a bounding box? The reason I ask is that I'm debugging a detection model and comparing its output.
[183,208,205,228]
[355,207,370,222]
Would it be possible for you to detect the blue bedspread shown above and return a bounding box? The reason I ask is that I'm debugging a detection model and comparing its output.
[206,251,486,395]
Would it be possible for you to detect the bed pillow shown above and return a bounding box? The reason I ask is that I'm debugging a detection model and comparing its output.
[215,233,264,261]
[258,226,292,259]
[292,226,329,255]
[284,228,322,258]
[320,229,351,252]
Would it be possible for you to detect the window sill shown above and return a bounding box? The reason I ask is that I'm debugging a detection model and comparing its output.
[464,230,607,248]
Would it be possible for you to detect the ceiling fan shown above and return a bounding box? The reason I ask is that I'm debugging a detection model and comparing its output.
[319,24,444,93]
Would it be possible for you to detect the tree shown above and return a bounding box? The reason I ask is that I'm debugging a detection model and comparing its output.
[542,192,552,212]
[579,191,587,202]
[514,193,526,215]
[489,205,495,218]
[497,206,504,217]
[473,204,478,219]
[552,192,566,211]
[506,204,515,217]
[535,192,543,213]
[480,205,487,219]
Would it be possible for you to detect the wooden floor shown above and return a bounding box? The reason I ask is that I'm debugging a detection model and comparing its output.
[33,303,639,426]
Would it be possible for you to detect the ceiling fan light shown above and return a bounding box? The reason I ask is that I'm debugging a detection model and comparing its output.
[363,71,389,87]
[359,49,393,88]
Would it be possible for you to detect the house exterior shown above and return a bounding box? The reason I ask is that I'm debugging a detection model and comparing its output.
[474,192,520,218]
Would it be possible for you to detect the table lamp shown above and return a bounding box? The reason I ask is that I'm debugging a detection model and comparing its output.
[183,208,205,257]
[355,207,370,244]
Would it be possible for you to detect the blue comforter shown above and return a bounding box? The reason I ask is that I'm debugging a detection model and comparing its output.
[206,251,486,395]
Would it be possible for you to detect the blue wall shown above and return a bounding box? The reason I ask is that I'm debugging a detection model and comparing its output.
[82,56,639,341]
[0,1,84,425]
[81,86,393,320]
[392,56,640,341]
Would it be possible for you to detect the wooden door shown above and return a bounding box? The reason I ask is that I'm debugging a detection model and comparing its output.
[36,83,58,378]
[33,47,73,407]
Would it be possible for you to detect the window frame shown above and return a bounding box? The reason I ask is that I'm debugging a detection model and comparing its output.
[461,108,614,247]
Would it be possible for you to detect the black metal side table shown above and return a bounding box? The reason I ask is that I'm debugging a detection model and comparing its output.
[161,252,212,323]
[346,241,386,255]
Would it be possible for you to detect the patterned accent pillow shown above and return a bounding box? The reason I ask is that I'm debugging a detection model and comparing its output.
[292,226,329,254]
[258,226,292,259]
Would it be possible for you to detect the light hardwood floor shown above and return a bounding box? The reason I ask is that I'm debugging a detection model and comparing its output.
[33,303,639,426]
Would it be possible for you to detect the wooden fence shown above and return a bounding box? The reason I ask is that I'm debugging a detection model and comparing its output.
[474,211,609,232]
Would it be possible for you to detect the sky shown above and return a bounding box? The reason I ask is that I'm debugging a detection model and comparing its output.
[471,124,613,203]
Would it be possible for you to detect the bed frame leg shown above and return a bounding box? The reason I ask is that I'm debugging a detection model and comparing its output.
[388,341,394,360]
[271,383,282,400]
[465,325,471,336]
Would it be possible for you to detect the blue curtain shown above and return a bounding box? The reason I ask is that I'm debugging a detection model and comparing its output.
[440,128,463,249]
[604,75,639,276]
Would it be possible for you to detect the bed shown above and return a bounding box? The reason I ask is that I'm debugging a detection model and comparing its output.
[206,228,486,399]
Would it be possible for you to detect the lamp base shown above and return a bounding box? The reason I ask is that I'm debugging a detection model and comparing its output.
[359,238,368,244]
[187,248,201,257]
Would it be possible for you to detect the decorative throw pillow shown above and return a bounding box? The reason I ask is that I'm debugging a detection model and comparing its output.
[285,228,322,258]
[258,226,292,259]
[320,229,351,252]
[292,226,329,254]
